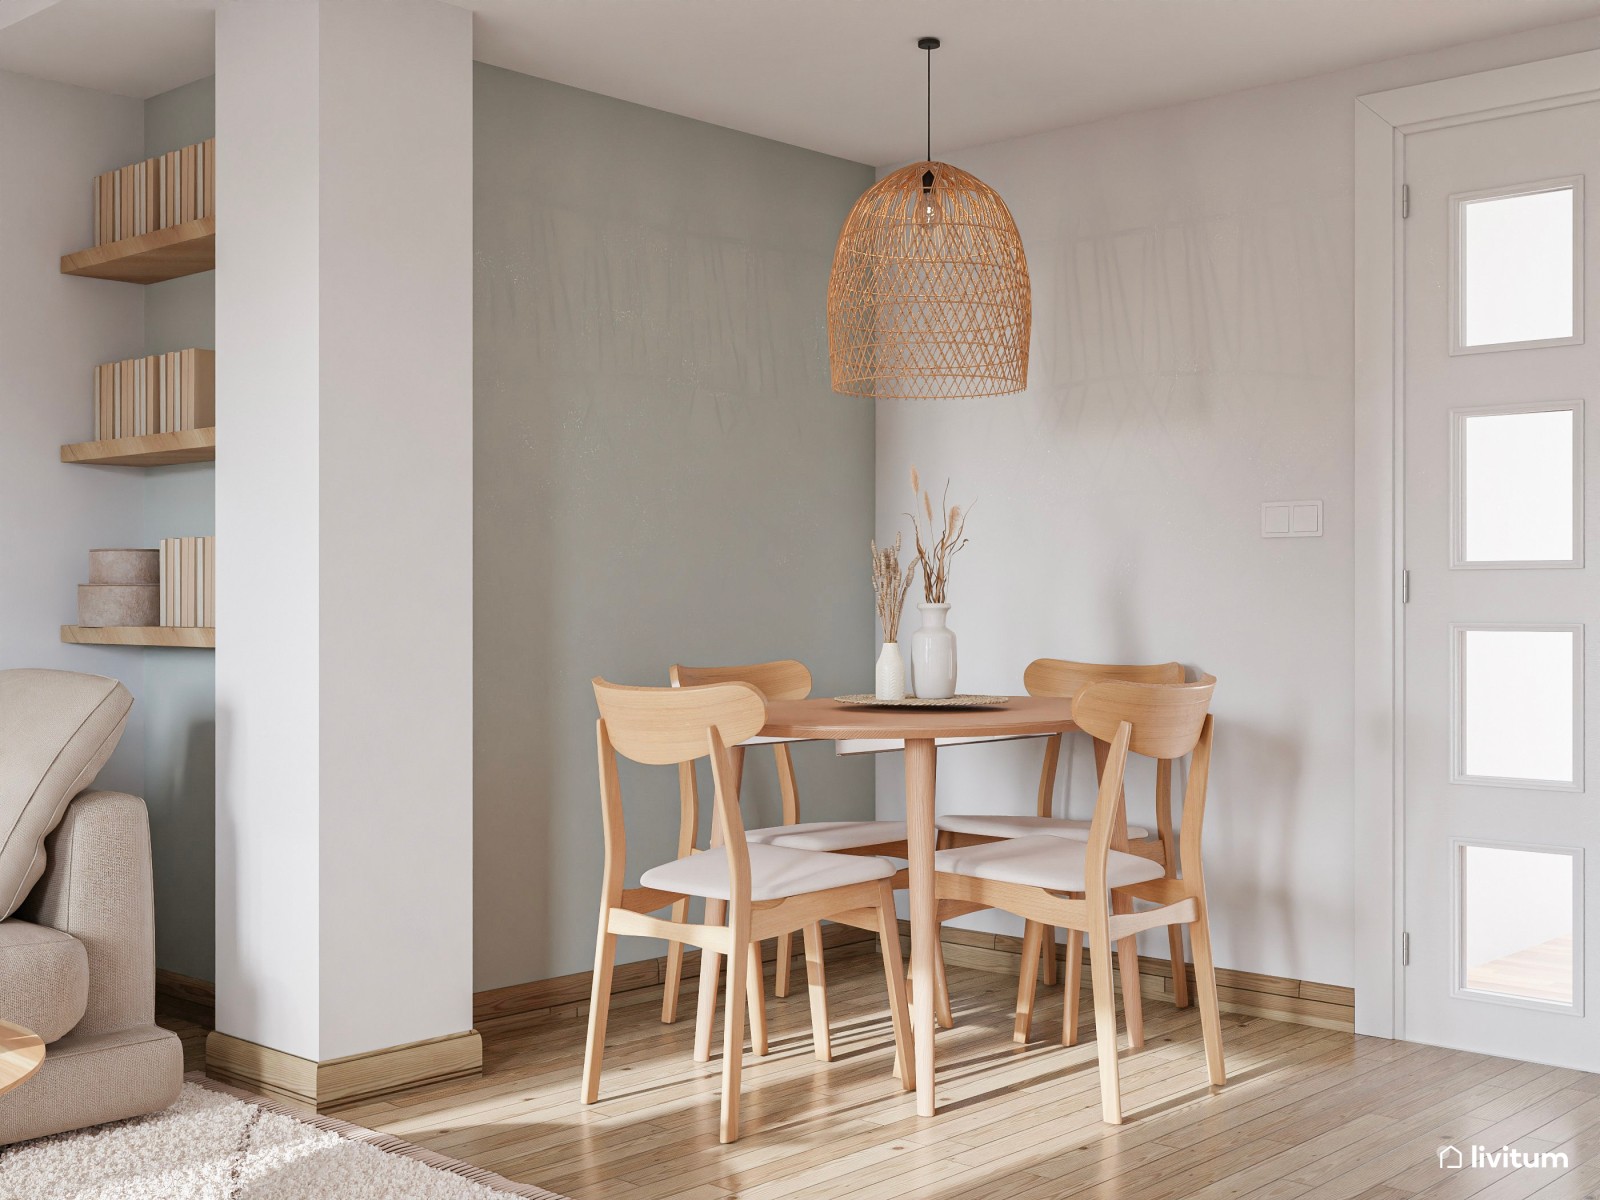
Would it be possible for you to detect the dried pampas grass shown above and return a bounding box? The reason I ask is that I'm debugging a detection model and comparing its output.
[871,533,918,644]
[908,467,971,604]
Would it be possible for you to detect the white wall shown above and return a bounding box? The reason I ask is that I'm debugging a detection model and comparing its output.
[142,74,217,984]
[0,68,219,983]
[215,0,473,1063]
[875,16,1600,989]
[0,70,146,793]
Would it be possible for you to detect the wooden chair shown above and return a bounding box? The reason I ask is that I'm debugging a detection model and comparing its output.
[584,678,913,1143]
[932,676,1224,1124]
[665,661,909,1048]
[936,659,1192,1044]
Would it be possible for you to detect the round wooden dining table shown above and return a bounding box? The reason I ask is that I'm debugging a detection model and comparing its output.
[760,695,1078,1116]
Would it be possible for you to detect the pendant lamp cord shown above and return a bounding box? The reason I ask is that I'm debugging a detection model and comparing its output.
[925,43,932,162]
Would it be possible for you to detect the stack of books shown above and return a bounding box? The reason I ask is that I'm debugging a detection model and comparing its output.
[92,137,215,245]
[93,349,215,440]
[160,537,215,628]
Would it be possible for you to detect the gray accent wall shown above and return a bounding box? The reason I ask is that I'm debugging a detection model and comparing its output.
[143,75,215,982]
[473,65,877,989]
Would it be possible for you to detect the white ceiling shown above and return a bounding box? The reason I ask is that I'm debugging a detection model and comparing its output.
[4,0,1600,163]
[0,0,214,100]
[470,0,1600,162]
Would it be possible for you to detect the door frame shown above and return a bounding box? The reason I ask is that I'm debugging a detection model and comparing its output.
[1353,49,1600,1039]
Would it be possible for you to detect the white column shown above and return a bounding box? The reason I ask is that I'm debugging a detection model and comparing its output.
[214,0,474,1091]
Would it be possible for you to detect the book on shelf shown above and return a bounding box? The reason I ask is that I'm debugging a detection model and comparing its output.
[159,536,215,629]
[91,348,214,441]
[92,137,215,246]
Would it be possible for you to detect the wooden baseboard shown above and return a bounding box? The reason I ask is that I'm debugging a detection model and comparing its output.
[162,918,1355,1075]
[472,922,877,1025]
[156,968,215,1024]
[158,925,881,1059]
[205,1029,483,1111]
[931,921,1356,1032]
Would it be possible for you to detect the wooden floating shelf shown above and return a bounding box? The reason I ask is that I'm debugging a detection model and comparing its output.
[61,427,215,467]
[60,217,215,284]
[61,625,215,649]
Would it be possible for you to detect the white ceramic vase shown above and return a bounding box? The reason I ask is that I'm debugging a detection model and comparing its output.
[875,642,906,701]
[910,603,957,699]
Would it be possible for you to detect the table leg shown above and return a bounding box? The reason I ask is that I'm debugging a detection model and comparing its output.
[904,737,938,1117]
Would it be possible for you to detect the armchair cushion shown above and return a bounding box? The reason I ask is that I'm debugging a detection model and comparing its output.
[0,919,87,1043]
[0,669,132,917]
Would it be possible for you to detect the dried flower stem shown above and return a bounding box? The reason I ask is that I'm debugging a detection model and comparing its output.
[871,533,918,643]
[908,467,971,604]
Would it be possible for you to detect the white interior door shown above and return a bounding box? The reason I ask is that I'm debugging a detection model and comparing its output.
[1403,99,1600,1069]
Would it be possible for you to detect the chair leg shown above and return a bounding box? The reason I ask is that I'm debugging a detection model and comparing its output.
[1062,927,1083,1046]
[694,897,726,1063]
[801,920,831,1061]
[933,932,954,1030]
[916,923,955,1031]
[1088,925,1124,1124]
[775,931,794,998]
[873,881,915,1092]
[581,918,618,1104]
[662,898,689,1023]
[1113,892,1146,1050]
[720,931,749,1144]
[1041,927,1058,987]
[747,943,769,1056]
[1168,924,1191,1009]
[1188,904,1226,1088]
[1014,919,1044,1044]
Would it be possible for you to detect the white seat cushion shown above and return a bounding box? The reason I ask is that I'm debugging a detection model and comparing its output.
[641,843,894,903]
[746,820,907,852]
[936,813,1150,842]
[935,835,1164,893]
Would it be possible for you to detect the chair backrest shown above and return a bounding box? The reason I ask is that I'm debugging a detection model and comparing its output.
[1073,677,1217,888]
[1019,659,1186,824]
[669,659,812,701]
[1024,657,1185,698]
[591,678,767,905]
[1073,676,1215,761]
[593,678,765,766]
[670,660,810,829]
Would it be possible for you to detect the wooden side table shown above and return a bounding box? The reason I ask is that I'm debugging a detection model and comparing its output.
[0,1020,45,1096]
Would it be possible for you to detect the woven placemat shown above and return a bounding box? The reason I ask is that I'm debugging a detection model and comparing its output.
[833,694,1010,709]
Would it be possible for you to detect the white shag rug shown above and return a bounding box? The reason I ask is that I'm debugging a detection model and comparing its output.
[0,1076,567,1200]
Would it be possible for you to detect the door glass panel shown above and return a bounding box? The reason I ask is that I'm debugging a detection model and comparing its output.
[1453,404,1580,566]
[1455,183,1579,350]
[1454,626,1581,786]
[1458,842,1577,1008]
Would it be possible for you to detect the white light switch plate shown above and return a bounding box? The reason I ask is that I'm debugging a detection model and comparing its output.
[1262,500,1323,538]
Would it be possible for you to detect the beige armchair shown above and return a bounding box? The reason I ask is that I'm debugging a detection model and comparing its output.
[0,670,182,1145]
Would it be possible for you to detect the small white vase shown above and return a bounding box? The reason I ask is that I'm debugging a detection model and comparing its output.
[910,604,958,699]
[875,642,906,701]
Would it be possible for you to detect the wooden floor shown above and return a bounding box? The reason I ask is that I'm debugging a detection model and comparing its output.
[329,946,1600,1200]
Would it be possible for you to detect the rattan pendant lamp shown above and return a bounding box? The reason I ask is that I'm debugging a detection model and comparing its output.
[827,36,1031,399]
